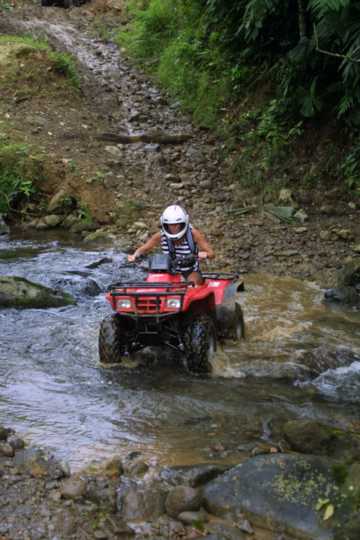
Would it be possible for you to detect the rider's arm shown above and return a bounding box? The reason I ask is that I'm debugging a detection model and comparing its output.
[192,227,215,259]
[129,231,161,261]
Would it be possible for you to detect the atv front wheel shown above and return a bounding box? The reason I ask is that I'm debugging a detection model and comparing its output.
[183,315,217,373]
[99,315,128,366]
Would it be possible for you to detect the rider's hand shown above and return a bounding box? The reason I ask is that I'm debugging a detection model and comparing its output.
[127,254,137,262]
[198,251,208,260]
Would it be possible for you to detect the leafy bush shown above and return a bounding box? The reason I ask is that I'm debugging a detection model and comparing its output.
[48,51,80,89]
[0,142,42,214]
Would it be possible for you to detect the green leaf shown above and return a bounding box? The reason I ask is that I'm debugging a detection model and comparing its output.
[323,504,335,520]
[316,497,330,511]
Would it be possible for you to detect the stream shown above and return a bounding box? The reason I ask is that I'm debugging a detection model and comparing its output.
[1,232,360,472]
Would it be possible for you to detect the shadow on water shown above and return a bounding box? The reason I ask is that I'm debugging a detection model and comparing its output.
[0,232,360,470]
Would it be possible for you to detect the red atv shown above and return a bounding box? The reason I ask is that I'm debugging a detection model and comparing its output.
[99,254,245,373]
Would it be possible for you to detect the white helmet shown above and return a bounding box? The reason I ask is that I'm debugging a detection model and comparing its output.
[160,205,189,240]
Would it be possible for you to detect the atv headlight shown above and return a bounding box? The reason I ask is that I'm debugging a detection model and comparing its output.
[166,297,181,309]
[118,298,132,309]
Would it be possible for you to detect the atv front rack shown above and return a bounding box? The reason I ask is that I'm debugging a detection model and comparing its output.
[107,281,191,316]
[107,281,191,292]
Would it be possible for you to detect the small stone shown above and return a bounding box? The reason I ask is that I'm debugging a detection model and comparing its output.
[177,509,208,525]
[352,244,360,254]
[170,182,184,190]
[335,228,353,241]
[105,146,122,158]
[294,227,307,234]
[165,486,202,518]
[133,221,147,230]
[60,478,87,500]
[43,215,62,228]
[320,230,331,241]
[0,443,15,457]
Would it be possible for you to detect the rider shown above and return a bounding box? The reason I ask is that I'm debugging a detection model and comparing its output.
[127,204,214,285]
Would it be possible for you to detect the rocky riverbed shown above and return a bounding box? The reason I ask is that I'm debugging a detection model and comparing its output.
[2,419,360,540]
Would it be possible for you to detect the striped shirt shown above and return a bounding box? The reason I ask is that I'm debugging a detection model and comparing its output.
[160,226,199,273]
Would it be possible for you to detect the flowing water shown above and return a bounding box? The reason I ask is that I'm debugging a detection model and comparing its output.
[1,232,360,471]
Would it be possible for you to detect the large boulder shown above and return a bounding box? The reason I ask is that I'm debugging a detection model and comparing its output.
[203,454,339,540]
[0,276,76,308]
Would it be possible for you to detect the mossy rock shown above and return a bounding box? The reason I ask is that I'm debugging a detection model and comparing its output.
[283,420,360,462]
[0,276,76,308]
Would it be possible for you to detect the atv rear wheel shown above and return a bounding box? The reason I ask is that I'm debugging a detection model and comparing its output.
[99,315,128,366]
[183,315,217,373]
[234,303,245,340]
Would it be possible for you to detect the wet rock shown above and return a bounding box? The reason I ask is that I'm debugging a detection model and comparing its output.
[165,485,202,518]
[81,278,102,296]
[203,454,338,540]
[177,508,208,525]
[85,476,117,509]
[0,425,13,441]
[283,419,360,461]
[204,522,247,539]
[60,477,87,500]
[298,345,359,378]
[159,464,229,488]
[0,276,76,309]
[14,448,69,480]
[48,190,74,213]
[86,257,113,269]
[0,214,9,235]
[43,214,63,228]
[125,458,149,477]
[83,229,115,243]
[116,477,166,521]
[324,261,360,306]
[62,214,79,229]
[70,221,96,234]
[7,435,25,451]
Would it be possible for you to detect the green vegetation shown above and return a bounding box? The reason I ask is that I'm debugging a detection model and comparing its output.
[0,35,80,89]
[0,0,14,11]
[118,0,360,194]
[117,0,232,127]
[0,137,44,215]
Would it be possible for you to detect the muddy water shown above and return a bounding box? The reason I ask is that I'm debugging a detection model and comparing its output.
[1,233,360,471]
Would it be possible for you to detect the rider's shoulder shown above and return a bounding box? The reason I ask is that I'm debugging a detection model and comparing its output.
[191,226,202,238]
